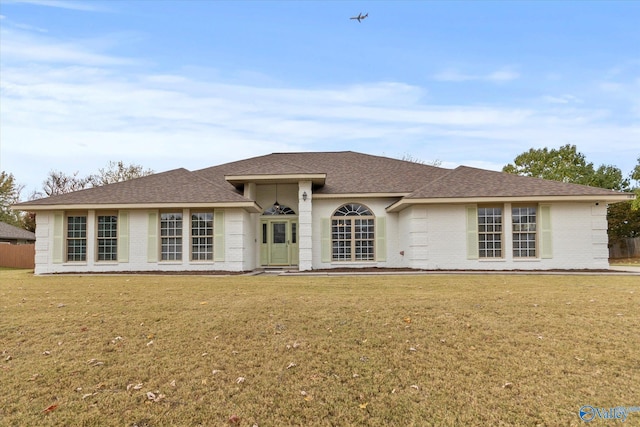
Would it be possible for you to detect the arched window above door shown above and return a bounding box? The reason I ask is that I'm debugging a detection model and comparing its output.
[263,205,296,215]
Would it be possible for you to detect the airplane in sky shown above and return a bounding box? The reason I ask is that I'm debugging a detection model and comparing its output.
[350,12,368,23]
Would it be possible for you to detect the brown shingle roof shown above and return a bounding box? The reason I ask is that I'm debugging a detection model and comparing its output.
[196,151,450,194]
[17,168,249,207]
[406,166,624,198]
[13,151,630,210]
[0,222,36,241]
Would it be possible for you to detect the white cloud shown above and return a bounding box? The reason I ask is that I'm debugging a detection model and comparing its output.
[432,67,520,83]
[1,26,638,195]
[542,94,583,104]
[4,0,109,12]
[0,29,137,66]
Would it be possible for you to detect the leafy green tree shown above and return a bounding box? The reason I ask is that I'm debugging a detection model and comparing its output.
[502,144,629,191]
[0,171,23,227]
[504,146,639,242]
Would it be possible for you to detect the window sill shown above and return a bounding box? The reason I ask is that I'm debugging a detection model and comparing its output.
[512,258,540,262]
[478,259,506,262]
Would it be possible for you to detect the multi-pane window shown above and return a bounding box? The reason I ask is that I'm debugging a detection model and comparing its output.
[512,206,537,258]
[478,207,502,258]
[161,213,182,261]
[191,212,213,261]
[332,204,375,261]
[67,216,87,261]
[97,215,118,261]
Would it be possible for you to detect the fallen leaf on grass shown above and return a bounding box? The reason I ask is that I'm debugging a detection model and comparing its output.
[236,377,245,384]
[286,362,297,369]
[42,351,51,356]
[410,385,419,390]
[200,301,208,305]
[228,414,240,424]
[146,391,165,402]
[403,317,411,324]
[170,380,176,387]
[43,404,58,413]
[502,382,513,389]
[127,383,143,391]
[359,402,369,409]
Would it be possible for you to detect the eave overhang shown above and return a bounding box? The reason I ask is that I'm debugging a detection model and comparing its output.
[386,193,636,213]
[313,192,408,200]
[12,201,263,214]
[225,173,326,186]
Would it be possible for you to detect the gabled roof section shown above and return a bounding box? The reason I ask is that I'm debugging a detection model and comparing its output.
[0,221,36,241]
[224,156,327,186]
[14,168,254,210]
[196,151,450,194]
[407,166,630,199]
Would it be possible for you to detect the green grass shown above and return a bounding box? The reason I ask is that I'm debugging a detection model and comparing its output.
[2,271,639,426]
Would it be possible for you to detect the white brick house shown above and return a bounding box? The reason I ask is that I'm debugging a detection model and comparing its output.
[14,151,633,274]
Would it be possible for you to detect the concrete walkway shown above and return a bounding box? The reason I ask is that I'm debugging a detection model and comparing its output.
[608,265,640,274]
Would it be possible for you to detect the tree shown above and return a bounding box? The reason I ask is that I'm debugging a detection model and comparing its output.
[0,171,23,227]
[37,161,155,198]
[401,153,442,167]
[504,145,639,242]
[41,170,93,197]
[89,161,154,186]
[631,157,640,211]
[502,144,629,191]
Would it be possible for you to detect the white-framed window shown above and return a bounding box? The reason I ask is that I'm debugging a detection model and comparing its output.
[512,206,537,258]
[97,214,118,261]
[331,203,375,261]
[66,215,87,262]
[478,207,502,258]
[161,212,182,261]
[191,212,213,261]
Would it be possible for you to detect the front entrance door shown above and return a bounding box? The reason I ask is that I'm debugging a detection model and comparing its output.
[261,219,298,266]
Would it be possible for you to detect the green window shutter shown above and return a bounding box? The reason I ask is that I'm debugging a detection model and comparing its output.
[118,211,129,263]
[147,212,158,262]
[53,212,64,264]
[540,205,552,259]
[376,217,387,262]
[321,218,331,263]
[214,211,225,262]
[466,206,479,259]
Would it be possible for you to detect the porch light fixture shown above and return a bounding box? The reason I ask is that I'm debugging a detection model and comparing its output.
[272,184,281,213]
[302,191,308,201]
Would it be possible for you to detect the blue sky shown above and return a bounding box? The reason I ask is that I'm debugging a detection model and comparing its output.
[1,0,639,195]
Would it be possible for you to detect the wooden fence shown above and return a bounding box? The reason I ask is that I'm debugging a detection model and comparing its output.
[609,237,640,259]
[0,244,35,269]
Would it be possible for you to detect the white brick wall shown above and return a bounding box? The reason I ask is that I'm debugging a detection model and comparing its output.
[404,202,609,270]
[32,200,610,274]
[34,208,251,274]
